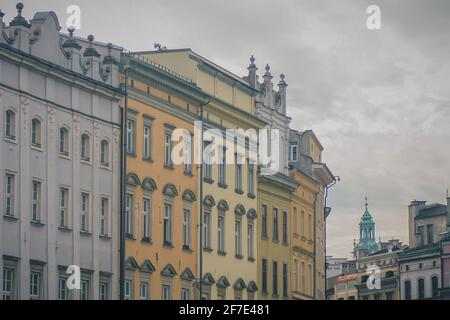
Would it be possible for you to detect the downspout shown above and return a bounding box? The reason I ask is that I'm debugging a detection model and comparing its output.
[323,178,337,298]
[119,62,129,300]
[313,189,319,300]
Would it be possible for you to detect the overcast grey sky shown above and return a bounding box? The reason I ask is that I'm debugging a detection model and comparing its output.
[2,0,450,258]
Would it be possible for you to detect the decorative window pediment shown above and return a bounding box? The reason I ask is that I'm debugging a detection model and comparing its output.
[163,183,178,197]
[142,177,157,192]
[203,195,216,208]
[125,257,139,270]
[160,264,177,277]
[126,173,141,187]
[140,259,156,273]
[180,267,195,281]
[234,204,246,216]
[247,281,258,293]
[217,200,230,212]
[216,276,230,288]
[247,209,257,220]
[182,189,197,202]
[233,278,247,291]
[202,272,216,285]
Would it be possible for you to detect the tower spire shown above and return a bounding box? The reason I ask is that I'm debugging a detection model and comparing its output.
[365,197,368,210]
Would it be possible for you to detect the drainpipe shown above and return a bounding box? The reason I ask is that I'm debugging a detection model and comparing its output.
[313,189,319,299]
[119,62,129,300]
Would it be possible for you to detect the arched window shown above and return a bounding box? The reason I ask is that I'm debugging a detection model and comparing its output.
[59,127,69,155]
[5,110,16,140]
[81,134,90,161]
[100,140,109,166]
[31,118,42,147]
[385,271,394,278]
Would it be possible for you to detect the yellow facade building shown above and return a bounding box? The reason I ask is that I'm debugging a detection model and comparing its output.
[136,49,266,300]
[122,55,208,300]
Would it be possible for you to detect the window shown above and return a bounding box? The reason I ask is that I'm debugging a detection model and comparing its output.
[80,279,89,300]
[100,140,109,166]
[235,155,242,191]
[288,144,298,162]
[125,194,133,237]
[58,277,67,300]
[218,215,225,252]
[218,147,226,184]
[248,161,254,195]
[142,198,151,240]
[126,119,135,154]
[262,259,268,294]
[248,222,254,259]
[301,211,305,236]
[124,280,132,300]
[432,276,439,298]
[81,134,90,161]
[31,181,41,222]
[417,226,424,246]
[143,125,152,159]
[427,224,434,244]
[184,134,192,174]
[80,193,90,232]
[204,142,212,181]
[273,208,279,241]
[418,278,425,300]
[162,284,171,300]
[140,282,149,300]
[182,208,190,248]
[282,211,288,244]
[59,188,69,228]
[99,282,109,300]
[301,262,305,294]
[262,205,268,238]
[181,288,189,300]
[203,210,211,248]
[163,203,172,245]
[283,263,288,297]
[31,118,42,147]
[100,198,109,236]
[2,268,14,300]
[386,292,393,300]
[374,293,381,300]
[164,132,172,166]
[235,219,242,256]
[30,272,41,299]
[5,110,16,140]
[4,174,15,217]
[293,259,299,292]
[273,261,278,296]
[59,127,69,155]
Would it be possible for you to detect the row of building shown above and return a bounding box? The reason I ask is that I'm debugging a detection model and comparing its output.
[326,196,450,300]
[0,4,336,300]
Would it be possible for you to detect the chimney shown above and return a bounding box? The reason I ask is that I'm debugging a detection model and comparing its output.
[408,200,426,248]
[278,73,287,115]
[246,55,258,88]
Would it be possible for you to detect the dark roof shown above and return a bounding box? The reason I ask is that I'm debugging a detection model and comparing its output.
[398,242,441,260]
[415,203,447,220]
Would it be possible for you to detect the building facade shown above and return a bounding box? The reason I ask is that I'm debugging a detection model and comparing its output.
[122,54,207,300]
[0,5,123,300]
[289,130,334,299]
[334,273,358,300]
[136,49,264,300]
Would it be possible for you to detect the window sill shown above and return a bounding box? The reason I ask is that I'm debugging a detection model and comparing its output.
[31,220,45,227]
[99,234,111,241]
[125,233,135,240]
[31,144,43,152]
[248,257,255,262]
[58,226,72,232]
[127,152,137,158]
[163,241,174,249]
[261,236,269,241]
[293,233,300,239]
[272,293,279,298]
[247,193,256,199]
[308,239,314,245]
[141,237,152,244]
[218,250,227,256]
[142,157,154,163]
[58,153,71,160]
[184,171,193,177]
[272,239,280,244]
[235,189,244,195]
[218,182,228,189]
[4,136,17,144]
[182,245,193,253]
[164,164,174,170]
[235,254,244,260]
[100,164,111,170]
[282,241,289,247]
[3,215,18,221]
[203,247,213,253]
[203,178,214,184]
[80,159,92,165]
[80,230,92,237]
[301,236,307,241]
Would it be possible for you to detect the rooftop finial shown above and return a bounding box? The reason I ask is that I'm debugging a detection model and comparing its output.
[68,26,75,37]
[16,2,24,16]
[88,34,94,43]
[365,197,368,210]
[279,73,287,86]
[10,2,30,28]
[0,9,5,18]
[265,64,270,73]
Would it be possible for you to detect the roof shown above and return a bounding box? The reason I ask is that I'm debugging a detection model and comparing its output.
[336,274,358,283]
[398,242,441,260]
[415,203,447,220]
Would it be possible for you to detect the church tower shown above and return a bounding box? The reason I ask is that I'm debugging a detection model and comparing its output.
[353,198,378,258]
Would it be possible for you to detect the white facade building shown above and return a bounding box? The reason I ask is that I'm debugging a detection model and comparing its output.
[0,5,123,299]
